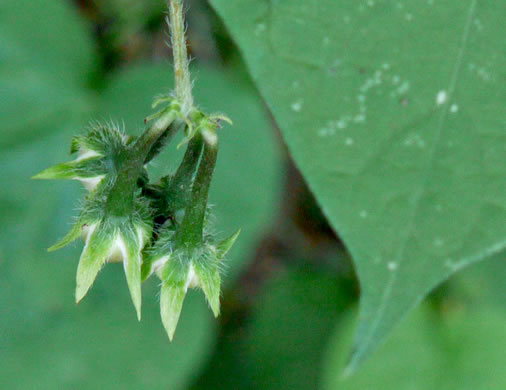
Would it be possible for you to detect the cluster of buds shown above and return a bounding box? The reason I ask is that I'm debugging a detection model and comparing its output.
[34,96,239,338]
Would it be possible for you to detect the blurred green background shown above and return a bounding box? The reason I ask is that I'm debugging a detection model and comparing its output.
[1,1,504,389]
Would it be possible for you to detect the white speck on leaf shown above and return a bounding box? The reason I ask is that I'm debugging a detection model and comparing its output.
[450,104,459,113]
[291,99,304,112]
[397,81,410,95]
[337,119,347,129]
[403,133,425,148]
[354,114,366,123]
[359,210,368,218]
[434,238,444,247]
[436,90,448,105]
[444,259,460,271]
[345,137,354,146]
[473,18,483,31]
[318,128,330,137]
[255,23,266,36]
[374,70,383,82]
[388,262,398,271]
[476,67,492,81]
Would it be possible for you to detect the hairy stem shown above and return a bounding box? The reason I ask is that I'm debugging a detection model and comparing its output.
[170,134,203,196]
[106,111,177,216]
[168,0,193,115]
[175,131,218,247]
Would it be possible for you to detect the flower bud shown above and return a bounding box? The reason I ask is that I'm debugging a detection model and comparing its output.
[33,123,130,192]
[49,180,153,320]
[145,228,239,339]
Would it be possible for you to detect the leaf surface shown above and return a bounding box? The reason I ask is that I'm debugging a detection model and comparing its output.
[322,305,506,389]
[210,0,506,369]
[0,0,94,148]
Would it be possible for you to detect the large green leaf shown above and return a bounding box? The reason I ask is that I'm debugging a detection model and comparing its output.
[210,0,506,369]
[0,0,95,148]
[322,305,506,389]
[0,0,94,84]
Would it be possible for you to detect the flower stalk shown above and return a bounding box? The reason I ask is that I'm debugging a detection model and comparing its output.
[175,127,217,248]
[168,0,193,115]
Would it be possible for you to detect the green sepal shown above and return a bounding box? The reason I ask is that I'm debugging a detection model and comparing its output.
[216,229,241,260]
[145,100,181,124]
[48,221,83,252]
[209,113,233,126]
[32,157,104,181]
[75,222,114,303]
[140,250,155,282]
[193,258,221,317]
[71,122,128,156]
[71,180,153,312]
[159,260,190,340]
[33,161,79,180]
[141,223,176,281]
[151,94,172,109]
[160,282,187,341]
[121,228,146,321]
[35,123,130,195]
[176,124,200,149]
[176,113,230,149]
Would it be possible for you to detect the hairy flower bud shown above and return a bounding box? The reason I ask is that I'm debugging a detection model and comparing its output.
[48,176,153,320]
[33,123,131,192]
[144,227,239,340]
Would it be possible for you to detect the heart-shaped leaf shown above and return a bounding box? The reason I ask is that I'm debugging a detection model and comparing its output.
[210,0,506,369]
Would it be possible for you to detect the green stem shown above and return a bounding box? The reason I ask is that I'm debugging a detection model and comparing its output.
[175,131,218,247]
[105,111,177,216]
[155,134,203,219]
[170,134,203,196]
[135,110,178,159]
[168,0,193,115]
[104,0,195,218]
